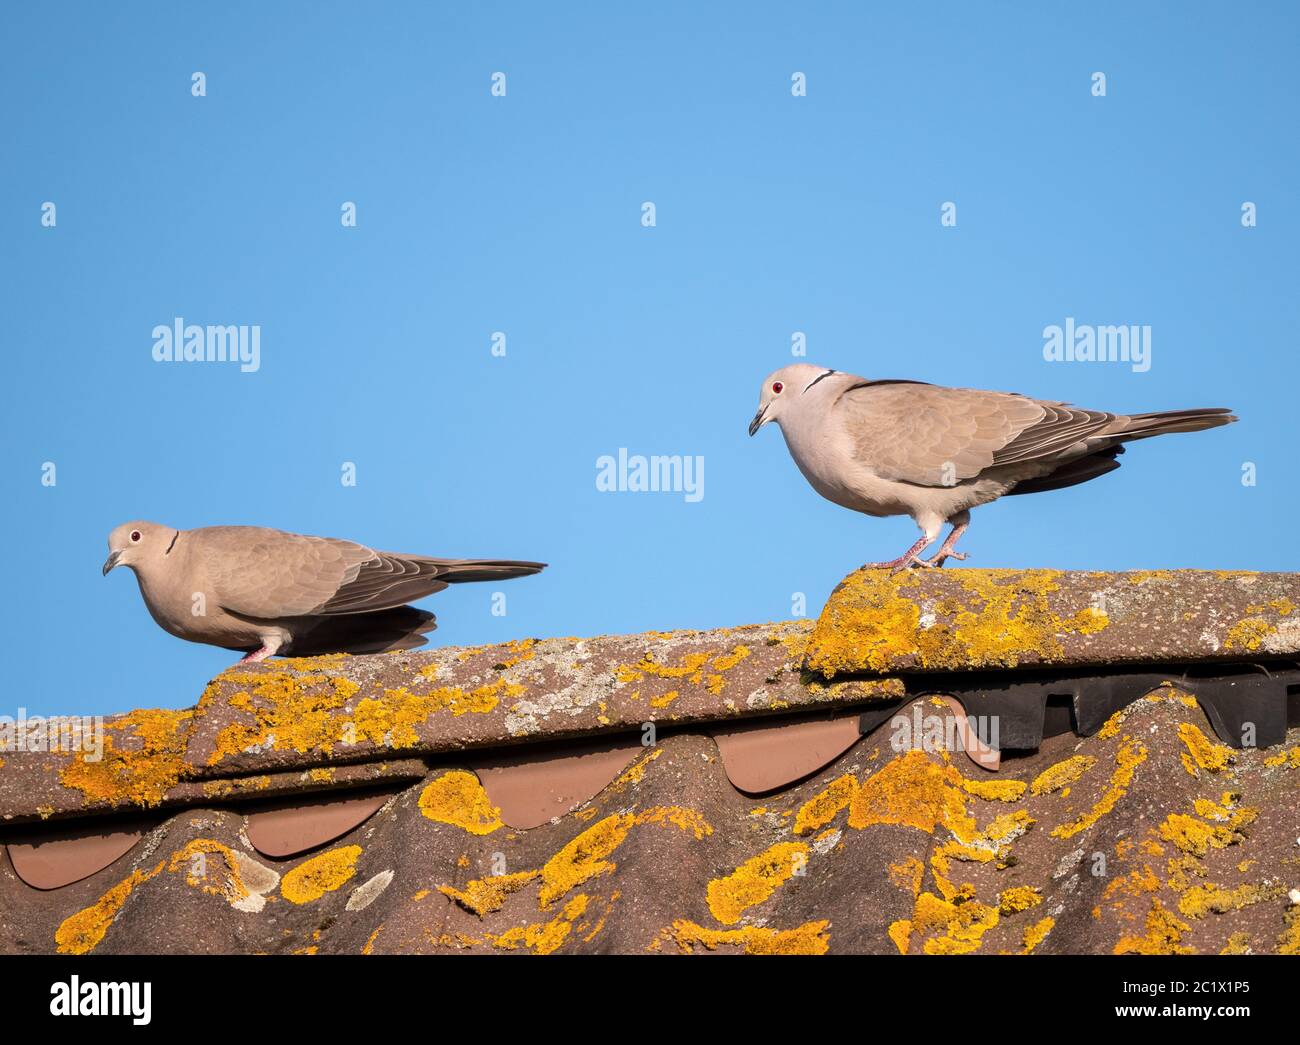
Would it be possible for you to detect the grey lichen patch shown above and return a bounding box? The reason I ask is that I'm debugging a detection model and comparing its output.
[345,869,394,912]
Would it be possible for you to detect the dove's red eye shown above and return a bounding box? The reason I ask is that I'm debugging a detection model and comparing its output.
[772,381,784,394]
[130,531,141,542]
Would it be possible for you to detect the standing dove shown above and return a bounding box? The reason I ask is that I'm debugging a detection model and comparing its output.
[103,522,545,660]
[748,363,1236,570]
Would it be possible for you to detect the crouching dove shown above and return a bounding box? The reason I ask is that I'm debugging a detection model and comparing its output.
[748,364,1236,571]
[103,522,545,660]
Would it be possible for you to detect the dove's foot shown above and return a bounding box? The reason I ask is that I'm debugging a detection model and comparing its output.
[237,638,283,663]
[923,511,971,568]
[861,535,935,574]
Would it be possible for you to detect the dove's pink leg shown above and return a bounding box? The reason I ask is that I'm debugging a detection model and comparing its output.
[861,534,936,574]
[237,636,283,663]
[924,511,971,567]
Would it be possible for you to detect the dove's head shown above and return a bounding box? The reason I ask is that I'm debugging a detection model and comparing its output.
[749,364,843,436]
[104,521,175,576]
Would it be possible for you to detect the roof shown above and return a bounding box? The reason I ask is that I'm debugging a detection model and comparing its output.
[3,568,1299,954]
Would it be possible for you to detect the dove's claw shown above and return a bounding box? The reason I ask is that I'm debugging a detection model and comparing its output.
[923,512,971,568]
[862,535,935,573]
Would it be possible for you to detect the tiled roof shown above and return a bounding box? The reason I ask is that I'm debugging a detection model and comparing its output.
[3,568,1299,954]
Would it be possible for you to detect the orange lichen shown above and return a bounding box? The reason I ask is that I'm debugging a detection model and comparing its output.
[649,690,681,709]
[960,777,1027,802]
[909,891,1000,954]
[1157,810,1253,856]
[1114,899,1194,955]
[616,643,753,698]
[706,842,810,926]
[1050,739,1146,839]
[280,845,361,904]
[998,886,1043,914]
[54,862,163,955]
[609,747,662,791]
[1177,723,1234,776]
[202,666,361,763]
[167,838,251,904]
[1177,882,1281,918]
[848,750,977,842]
[418,771,504,835]
[889,856,925,898]
[805,569,1112,677]
[440,870,540,916]
[793,774,857,835]
[351,678,519,747]
[489,895,589,954]
[888,919,912,954]
[659,919,830,955]
[536,806,711,908]
[58,708,194,807]
[1030,755,1095,796]
[1223,617,1274,652]
[203,658,517,765]
[1022,916,1055,953]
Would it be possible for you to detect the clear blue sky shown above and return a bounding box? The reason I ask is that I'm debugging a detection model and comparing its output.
[3,2,1296,716]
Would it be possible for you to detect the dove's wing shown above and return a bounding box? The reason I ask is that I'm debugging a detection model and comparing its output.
[194,527,452,619]
[834,381,1123,487]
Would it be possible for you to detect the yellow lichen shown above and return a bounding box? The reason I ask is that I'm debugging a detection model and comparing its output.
[888,919,912,954]
[54,862,163,955]
[888,856,925,898]
[1263,746,1300,769]
[439,870,540,916]
[280,845,361,904]
[1223,617,1274,652]
[1114,899,1194,955]
[1051,740,1146,839]
[793,774,857,835]
[489,895,589,954]
[806,569,1112,677]
[418,771,504,835]
[998,886,1043,914]
[537,806,712,909]
[1022,916,1055,953]
[1177,882,1282,918]
[909,891,1000,954]
[167,838,251,904]
[1157,810,1253,856]
[660,919,831,955]
[1177,722,1234,776]
[960,777,1027,802]
[706,842,810,926]
[848,750,977,842]
[58,708,194,807]
[1030,755,1096,796]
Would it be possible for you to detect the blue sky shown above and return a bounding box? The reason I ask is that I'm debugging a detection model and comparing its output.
[2,2,1296,716]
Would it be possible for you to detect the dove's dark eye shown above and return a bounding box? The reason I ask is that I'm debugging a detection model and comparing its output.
[772,382,784,394]
[130,531,141,542]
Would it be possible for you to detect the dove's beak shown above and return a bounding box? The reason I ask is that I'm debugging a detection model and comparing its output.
[102,551,122,576]
[748,406,768,437]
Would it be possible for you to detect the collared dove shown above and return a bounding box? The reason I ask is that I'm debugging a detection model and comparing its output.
[102,522,545,661]
[748,363,1236,570]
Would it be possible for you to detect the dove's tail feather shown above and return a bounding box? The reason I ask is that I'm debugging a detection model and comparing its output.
[285,606,438,656]
[1007,446,1126,496]
[429,559,547,584]
[1118,407,1237,440]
